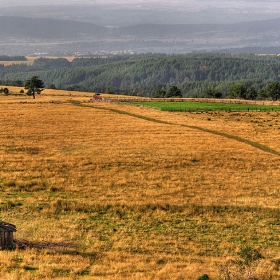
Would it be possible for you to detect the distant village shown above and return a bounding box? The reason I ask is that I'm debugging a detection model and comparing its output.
[33,50,135,57]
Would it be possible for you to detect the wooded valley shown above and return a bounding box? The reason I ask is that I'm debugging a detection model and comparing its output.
[1,53,280,99]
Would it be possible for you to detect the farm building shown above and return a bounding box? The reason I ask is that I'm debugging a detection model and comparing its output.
[0,221,16,249]
[90,95,103,102]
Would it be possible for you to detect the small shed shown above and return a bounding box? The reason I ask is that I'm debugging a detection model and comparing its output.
[90,95,103,102]
[0,221,16,249]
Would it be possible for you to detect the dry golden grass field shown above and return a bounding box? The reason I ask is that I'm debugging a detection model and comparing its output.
[0,56,77,66]
[0,87,280,279]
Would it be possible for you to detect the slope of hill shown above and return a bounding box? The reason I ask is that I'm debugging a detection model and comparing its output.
[0,94,280,279]
[1,16,280,39]
[0,16,107,39]
[117,18,280,38]
[1,53,280,98]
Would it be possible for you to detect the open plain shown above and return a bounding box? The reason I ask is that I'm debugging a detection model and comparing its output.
[0,87,280,279]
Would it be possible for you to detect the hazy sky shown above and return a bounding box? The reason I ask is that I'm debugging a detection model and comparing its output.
[1,0,280,27]
[0,0,278,6]
[2,0,280,16]
[1,0,278,4]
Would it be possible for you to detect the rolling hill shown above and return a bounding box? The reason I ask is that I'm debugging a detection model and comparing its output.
[0,16,280,54]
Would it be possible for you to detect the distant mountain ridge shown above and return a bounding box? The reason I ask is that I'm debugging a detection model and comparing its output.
[117,18,280,37]
[1,16,280,39]
[0,16,107,39]
[0,16,280,54]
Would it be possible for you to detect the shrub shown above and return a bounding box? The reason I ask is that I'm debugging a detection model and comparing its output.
[0,87,9,95]
[219,246,270,280]
[197,274,210,280]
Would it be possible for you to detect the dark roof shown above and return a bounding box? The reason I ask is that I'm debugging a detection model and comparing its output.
[0,221,17,232]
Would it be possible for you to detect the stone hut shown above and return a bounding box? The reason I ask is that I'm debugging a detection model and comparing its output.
[0,221,16,249]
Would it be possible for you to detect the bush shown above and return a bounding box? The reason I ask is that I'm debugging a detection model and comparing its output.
[238,246,263,267]
[197,274,210,280]
[219,246,270,280]
[49,84,56,89]
[166,86,182,98]
[0,87,9,95]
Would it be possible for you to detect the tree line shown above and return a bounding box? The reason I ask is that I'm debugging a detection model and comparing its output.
[0,55,27,61]
[1,53,280,99]
[203,81,280,100]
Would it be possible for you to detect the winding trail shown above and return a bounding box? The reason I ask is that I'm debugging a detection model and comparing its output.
[71,101,280,157]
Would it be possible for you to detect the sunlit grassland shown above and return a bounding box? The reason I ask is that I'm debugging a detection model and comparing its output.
[0,91,280,279]
[0,86,93,103]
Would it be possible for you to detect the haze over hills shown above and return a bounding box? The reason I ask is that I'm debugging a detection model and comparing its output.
[2,0,280,26]
[0,0,280,55]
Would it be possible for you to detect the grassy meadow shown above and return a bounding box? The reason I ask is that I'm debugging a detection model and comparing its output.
[131,101,280,112]
[0,88,280,279]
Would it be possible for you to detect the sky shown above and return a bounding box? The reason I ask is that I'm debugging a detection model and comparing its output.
[1,0,278,4]
[2,0,280,17]
[0,0,278,6]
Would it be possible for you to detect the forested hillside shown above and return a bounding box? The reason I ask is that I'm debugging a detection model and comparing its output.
[1,54,280,98]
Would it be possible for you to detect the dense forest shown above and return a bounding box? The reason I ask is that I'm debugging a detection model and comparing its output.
[1,53,280,99]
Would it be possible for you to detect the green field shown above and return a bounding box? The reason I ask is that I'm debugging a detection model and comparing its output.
[130,101,280,111]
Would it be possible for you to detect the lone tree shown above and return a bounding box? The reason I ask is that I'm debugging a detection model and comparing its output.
[24,76,45,99]
[166,86,182,98]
